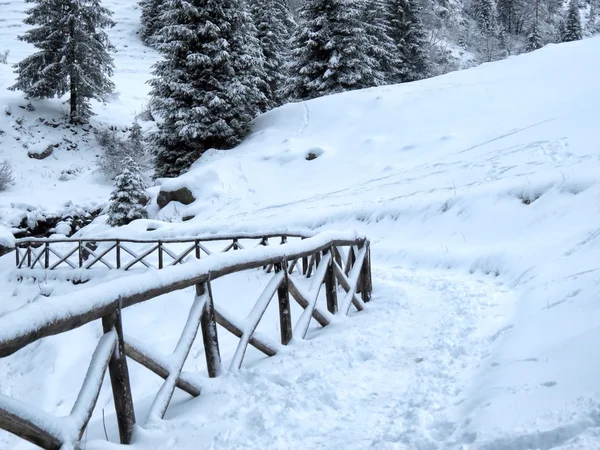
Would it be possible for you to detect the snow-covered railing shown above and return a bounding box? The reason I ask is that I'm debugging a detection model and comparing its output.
[13,232,310,272]
[0,232,372,449]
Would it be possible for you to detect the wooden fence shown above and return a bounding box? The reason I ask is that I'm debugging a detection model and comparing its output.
[14,233,308,272]
[0,233,372,449]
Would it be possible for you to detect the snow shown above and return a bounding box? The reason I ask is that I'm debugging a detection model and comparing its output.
[0,224,15,248]
[1,1,600,448]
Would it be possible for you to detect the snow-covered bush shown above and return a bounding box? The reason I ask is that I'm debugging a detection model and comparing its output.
[96,122,150,179]
[106,162,149,227]
[0,160,14,191]
[0,50,9,64]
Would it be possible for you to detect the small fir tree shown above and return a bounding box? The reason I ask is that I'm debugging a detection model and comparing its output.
[10,0,115,124]
[525,20,544,51]
[286,0,381,100]
[386,0,430,83]
[106,163,149,227]
[249,0,295,108]
[562,0,583,41]
[149,0,267,178]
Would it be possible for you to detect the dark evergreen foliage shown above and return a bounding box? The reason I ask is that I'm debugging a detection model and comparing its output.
[139,0,165,45]
[362,0,400,84]
[563,0,583,41]
[286,0,381,100]
[249,0,295,108]
[10,0,115,124]
[149,0,268,178]
[386,0,430,83]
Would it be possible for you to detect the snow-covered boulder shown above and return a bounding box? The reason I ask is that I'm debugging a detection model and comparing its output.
[0,225,15,257]
[27,143,56,160]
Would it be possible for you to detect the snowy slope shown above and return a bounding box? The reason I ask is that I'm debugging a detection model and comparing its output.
[0,0,158,228]
[1,2,600,449]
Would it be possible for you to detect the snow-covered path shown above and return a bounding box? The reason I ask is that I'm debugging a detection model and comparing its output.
[86,263,511,450]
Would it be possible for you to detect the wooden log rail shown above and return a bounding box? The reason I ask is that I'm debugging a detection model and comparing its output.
[0,232,372,449]
[12,232,310,272]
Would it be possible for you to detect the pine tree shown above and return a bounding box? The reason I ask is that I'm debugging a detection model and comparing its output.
[473,0,499,61]
[525,0,544,51]
[563,0,583,41]
[249,0,295,108]
[140,0,165,45]
[526,21,544,51]
[286,0,382,100]
[149,0,268,178]
[106,163,149,227]
[363,0,400,85]
[10,0,115,124]
[496,0,516,33]
[386,0,430,83]
[586,2,600,34]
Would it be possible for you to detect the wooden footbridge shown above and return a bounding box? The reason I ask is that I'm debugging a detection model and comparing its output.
[0,231,372,449]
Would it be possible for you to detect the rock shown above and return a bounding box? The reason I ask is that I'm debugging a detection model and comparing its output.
[157,186,196,209]
[28,144,54,160]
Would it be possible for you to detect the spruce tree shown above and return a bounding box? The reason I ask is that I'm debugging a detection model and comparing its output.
[526,0,544,52]
[286,0,381,100]
[473,0,499,61]
[563,0,583,41]
[149,0,267,178]
[10,0,115,124]
[140,0,165,45]
[363,0,400,85]
[386,0,430,83]
[106,162,149,227]
[496,0,516,33]
[526,21,544,51]
[249,0,295,108]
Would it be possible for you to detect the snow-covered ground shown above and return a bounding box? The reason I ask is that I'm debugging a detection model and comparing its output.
[2,0,600,448]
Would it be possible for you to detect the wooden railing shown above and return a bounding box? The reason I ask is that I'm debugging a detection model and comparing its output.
[0,232,372,449]
[13,233,308,272]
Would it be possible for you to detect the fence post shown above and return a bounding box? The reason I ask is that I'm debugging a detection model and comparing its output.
[116,240,121,269]
[27,245,32,268]
[78,241,83,268]
[325,246,338,314]
[102,306,136,444]
[359,241,372,302]
[44,243,49,269]
[199,281,221,378]
[275,261,292,345]
[158,241,163,269]
[195,239,200,259]
[15,246,19,268]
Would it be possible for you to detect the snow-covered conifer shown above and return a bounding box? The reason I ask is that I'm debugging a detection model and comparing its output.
[149,0,268,178]
[106,162,149,227]
[473,0,499,61]
[10,0,115,124]
[386,0,430,83]
[525,21,544,51]
[286,0,381,100]
[249,0,295,108]
[563,0,583,41]
[140,0,165,45]
[362,0,400,85]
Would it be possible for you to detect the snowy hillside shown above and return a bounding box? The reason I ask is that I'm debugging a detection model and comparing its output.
[0,0,158,230]
[2,0,600,448]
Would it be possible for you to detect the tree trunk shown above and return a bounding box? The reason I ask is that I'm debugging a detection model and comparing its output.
[70,80,77,124]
